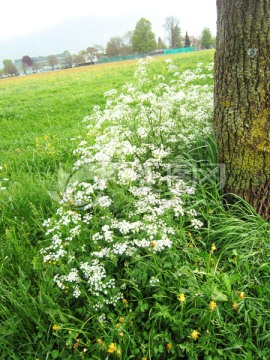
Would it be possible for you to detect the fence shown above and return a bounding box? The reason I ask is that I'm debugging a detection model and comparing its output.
[164,47,194,55]
[97,47,194,64]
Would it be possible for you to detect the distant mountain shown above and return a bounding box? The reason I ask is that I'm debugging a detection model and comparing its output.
[0,13,152,64]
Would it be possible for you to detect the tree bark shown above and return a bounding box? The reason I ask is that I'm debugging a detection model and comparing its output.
[214,0,270,220]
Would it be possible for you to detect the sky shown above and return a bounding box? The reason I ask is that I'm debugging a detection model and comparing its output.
[0,0,216,65]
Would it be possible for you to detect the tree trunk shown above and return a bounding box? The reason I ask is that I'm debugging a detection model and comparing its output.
[214,0,270,220]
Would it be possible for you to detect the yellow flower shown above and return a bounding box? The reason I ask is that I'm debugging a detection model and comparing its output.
[97,338,103,345]
[142,358,147,360]
[232,302,239,311]
[116,349,121,356]
[166,342,172,350]
[211,244,217,252]
[119,317,125,323]
[190,330,200,340]
[52,324,58,331]
[239,292,245,299]
[107,342,117,353]
[209,300,217,311]
[122,299,128,304]
[177,293,186,303]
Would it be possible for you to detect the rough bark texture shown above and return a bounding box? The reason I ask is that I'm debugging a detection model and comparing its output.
[214,0,270,219]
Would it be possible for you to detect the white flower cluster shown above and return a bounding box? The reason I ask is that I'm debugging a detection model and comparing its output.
[149,276,160,286]
[0,165,9,192]
[41,58,213,308]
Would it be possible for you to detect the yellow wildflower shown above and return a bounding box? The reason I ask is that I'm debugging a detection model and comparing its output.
[232,302,239,311]
[239,292,245,299]
[209,300,217,311]
[107,343,117,353]
[52,324,58,331]
[177,293,186,303]
[211,244,217,252]
[122,299,128,304]
[97,338,103,345]
[119,317,125,323]
[116,349,121,356]
[190,330,200,340]
[166,343,172,350]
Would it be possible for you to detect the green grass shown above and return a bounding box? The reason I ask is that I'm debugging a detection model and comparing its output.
[1,50,270,359]
[0,51,213,163]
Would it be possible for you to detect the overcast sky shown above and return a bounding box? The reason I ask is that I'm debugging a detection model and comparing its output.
[0,0,216,64]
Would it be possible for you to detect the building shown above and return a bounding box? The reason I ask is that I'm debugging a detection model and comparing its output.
[14,52,69,74]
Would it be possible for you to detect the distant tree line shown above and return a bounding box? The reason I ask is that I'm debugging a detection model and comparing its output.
[0,17,215,77]
[105,17,214,58]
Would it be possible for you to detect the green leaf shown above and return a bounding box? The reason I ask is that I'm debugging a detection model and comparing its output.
[222,273,231,293]
[211,287,228,302]
[51,350,59,359]
[258,263,270,273]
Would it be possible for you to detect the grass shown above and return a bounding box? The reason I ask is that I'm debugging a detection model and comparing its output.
[1,50,270,359]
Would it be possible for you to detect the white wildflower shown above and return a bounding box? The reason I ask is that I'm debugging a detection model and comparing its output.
[97,196,112,208]
[191,219,204,229]
[149,277,160,286]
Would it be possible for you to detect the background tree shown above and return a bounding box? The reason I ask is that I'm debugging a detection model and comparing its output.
[163,16,183,48]
[62,51,73,67]
[93,44,104,61]
[47,55,58,70]
[106,36,124,57]
[32,62,41,73]
[21,55,33,67]
[3,59,17,75]
[172,25,183,48]
[72,54,85,65]
[123,31,133,47]
[121,31,133,55]
[120,44,133,55]
[201,27,213,49]
[184,31,191,47]
[132,18,157,53]
[157,37,166,50]
[93,44,104,53]
[86,47,96,54]
[214,0,270,219]
[85,47,97,62]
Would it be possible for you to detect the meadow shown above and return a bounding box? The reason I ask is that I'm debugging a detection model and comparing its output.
[0,50,270,359]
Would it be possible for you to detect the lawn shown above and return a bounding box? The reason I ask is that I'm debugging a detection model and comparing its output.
[1,50,270,360]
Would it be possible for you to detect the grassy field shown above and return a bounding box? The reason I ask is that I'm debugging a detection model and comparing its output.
[1,50,270,359]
